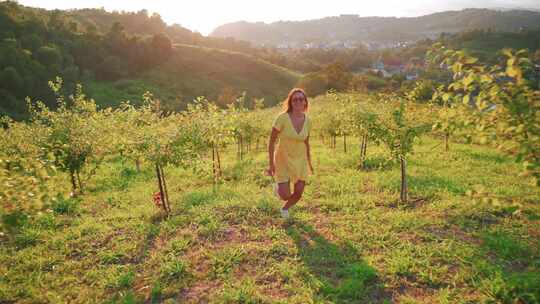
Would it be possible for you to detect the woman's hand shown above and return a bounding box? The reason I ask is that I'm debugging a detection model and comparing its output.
[266,163,276,176]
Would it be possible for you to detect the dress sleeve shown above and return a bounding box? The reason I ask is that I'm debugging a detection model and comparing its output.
[272,113,285,131]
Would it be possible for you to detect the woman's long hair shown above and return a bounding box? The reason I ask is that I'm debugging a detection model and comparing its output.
[282,88,309,113]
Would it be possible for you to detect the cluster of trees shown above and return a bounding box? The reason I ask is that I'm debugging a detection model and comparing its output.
[310,92,433,202]
[297,62,410,96]
[0,78,274,233]
[259,47,375,73]
[307,45,539,203]
[428,44,539,184]
[0,2,175,118]
[0,2,292,119]
[439,28,540,63]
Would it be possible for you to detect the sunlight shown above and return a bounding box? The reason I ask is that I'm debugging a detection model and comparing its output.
[18,0,540,35]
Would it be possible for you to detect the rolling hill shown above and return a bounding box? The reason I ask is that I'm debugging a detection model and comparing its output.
[211,9,540,47]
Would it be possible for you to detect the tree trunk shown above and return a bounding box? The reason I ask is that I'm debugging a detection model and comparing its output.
[159,165,171,214]
[400,156,408,203]
[135,158,141,172]
[76,170,83,193]
[445,131,449,152]
[237,135,243,161]
[216,146,222,176]
[362,134,368,164]
[155,164,168,215]
[70,170,77,194]
[343,134,347,153]
[363,135,368,159]
[212,144,217,185]
[236,137,240,161]
[359,135,366,169]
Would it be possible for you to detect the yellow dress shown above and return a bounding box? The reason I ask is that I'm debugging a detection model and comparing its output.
[272,112,312,184]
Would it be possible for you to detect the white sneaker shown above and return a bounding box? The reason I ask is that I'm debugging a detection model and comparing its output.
[280,208,289,219]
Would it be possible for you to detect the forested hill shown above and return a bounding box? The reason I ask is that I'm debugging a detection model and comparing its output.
[210,9,540,46]
[0,2,297,119]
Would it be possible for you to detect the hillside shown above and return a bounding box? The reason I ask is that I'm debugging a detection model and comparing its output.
[0,2,296,119]
[211,9,540,47]
[86,44,300,110]
[441,29,540,62]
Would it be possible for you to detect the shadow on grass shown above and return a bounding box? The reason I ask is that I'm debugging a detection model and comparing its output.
[285,220,389,303]
[90,166,153,193]
[408,174,466,196]
[442,203,540,302]
[379,174,467,200]
[360,156,394,172]
[464,150,510,164]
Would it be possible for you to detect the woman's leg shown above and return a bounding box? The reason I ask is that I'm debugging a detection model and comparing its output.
[277,181,291,201]
[282,180,305,210]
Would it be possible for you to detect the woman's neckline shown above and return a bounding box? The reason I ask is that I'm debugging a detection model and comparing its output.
[287,112,306,135]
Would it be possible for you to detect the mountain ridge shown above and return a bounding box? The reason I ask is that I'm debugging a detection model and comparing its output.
[210,8,540,47]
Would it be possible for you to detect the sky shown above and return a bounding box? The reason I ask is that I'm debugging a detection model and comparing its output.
[17,0,540,35]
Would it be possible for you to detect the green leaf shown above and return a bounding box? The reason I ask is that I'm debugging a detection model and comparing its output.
[506,66,520,78]
[464,57,478,64]
[501,48,513,58]
[463,94,470,105]
[442,93,451,102]
[463,74,475,87]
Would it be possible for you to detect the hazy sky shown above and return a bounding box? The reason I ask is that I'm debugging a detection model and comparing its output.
[17,0,540,35]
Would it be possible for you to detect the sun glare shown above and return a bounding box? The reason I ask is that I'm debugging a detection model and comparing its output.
[15,0,540,34]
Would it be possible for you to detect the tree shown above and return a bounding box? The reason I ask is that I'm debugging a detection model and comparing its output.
[429,44,540,185]
[297,72,328,97]
[0,67,23,92]
[28,78,113,195]
[151,33,172,59]
[0,116,55,234]
[20,34,42,51]
[406,80,436,103]
[133,93,206,215]
[105,22,126,54]
[34,45,62,67]
[371,97,430,202]
[217,86,238,108]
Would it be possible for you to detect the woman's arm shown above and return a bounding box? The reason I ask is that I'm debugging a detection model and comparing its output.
[267,127,280,176]
[305,135,314,173]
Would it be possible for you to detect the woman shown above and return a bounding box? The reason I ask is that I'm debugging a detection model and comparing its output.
[267,88,313,219]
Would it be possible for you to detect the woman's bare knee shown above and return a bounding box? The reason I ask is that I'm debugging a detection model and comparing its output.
[278,189,291,200]
[278,182,291,200]
[290,181,305,201]
[279,193,291,201]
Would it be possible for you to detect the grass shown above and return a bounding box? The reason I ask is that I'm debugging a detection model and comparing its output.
[1,135,539,303]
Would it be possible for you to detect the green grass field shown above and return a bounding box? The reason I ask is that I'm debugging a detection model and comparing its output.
[1,135,539,303]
